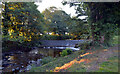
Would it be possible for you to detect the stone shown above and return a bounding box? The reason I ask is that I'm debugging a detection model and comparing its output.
[36,59,42,64]
[26,65,32,70]
[12,69,15,71]
[16,67,20,70]
[19,70,23,72]
[21,66,24,68]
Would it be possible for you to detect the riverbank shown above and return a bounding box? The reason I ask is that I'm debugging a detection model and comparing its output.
[29,44,119,72]
[2,47,73,72]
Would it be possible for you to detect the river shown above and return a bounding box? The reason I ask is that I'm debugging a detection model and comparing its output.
[2,47,79,72]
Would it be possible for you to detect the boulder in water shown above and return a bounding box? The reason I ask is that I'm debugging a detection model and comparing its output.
[26,65,32,71]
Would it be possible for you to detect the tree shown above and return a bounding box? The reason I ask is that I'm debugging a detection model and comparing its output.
[68,17,90,39]
[42,7,71,36]
[2,2,45,49]
[2,2,45,43]
[87,2,120,46]
[63,1,120,46]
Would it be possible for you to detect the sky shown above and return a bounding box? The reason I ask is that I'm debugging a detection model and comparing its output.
[35,0,87,19]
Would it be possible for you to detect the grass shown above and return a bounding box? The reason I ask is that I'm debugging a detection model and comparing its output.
[113,35,119,45]
[29,39,119,72]
[29,50,86,72]
[95,56,118,72]
[29,46,98,72]
[66,63,86,72]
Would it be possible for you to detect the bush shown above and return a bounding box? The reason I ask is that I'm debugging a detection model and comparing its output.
[60,48,73,57]
[78,41,91,50]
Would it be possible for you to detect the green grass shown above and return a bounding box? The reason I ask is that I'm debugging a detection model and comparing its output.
[30,50,86,72]
[66,63,86,72]
[29,45,118,72]
[95,56,118,72]
[113,35,119,45]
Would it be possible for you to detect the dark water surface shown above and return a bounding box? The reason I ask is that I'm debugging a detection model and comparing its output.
[2,48,64,72]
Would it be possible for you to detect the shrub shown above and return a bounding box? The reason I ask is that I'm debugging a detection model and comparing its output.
[61,48,73,57]
[78,41,91,50]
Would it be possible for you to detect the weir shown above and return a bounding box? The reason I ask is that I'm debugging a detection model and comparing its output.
[39,40,86,47]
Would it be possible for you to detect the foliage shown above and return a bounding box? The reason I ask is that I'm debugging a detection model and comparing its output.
[60,48,73,57]
[42,7,71,36]
[112,35,119,45]
[2,2,45,50]
[40,56,55,65]
[2,40,21,52]
[42,6,90,40]
[63,1,120,46]
[78,40,92,50]
[68,17,90,40]
[40,34,73,40]
[86,3,119,46]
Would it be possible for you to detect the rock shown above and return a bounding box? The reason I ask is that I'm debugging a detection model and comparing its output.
[36,59,42,64]
[28,61,31,64]
[19,70,22,72]
[74,44,79,48]
[21,66,24,68]
[19,69,24,72]
[16,67,20,70]
[35,51,38,54]
[16,51,22,54]
[31,60,35,63]
[26,65,32,70]
[12,69,15,71]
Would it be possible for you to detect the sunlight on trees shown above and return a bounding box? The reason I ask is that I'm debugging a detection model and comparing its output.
[2,2,45,43]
